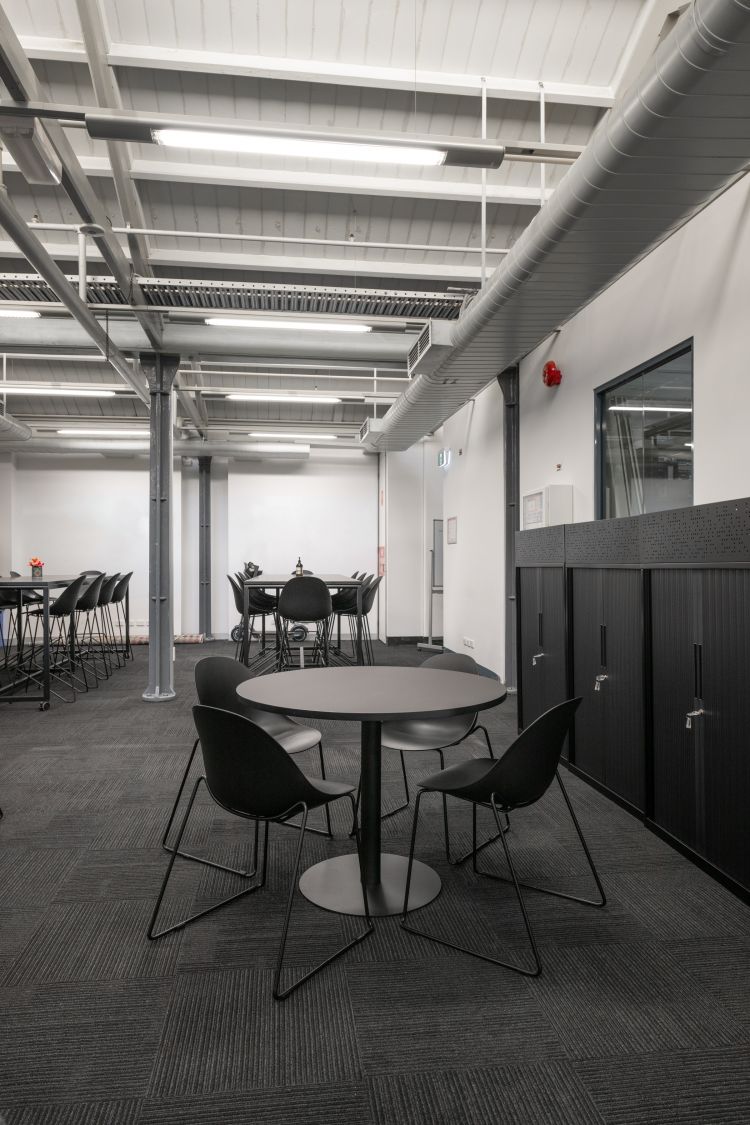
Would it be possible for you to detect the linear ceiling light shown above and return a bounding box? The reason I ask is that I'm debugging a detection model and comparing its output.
[0,308,41,318]
[56,428,150,437]
[248,431,336,440]
[226,392,341,404]
[608,405,692,413]
[246,442,310,453]
[85,114,505,170]
[0,385,116,397]
[205,317,371,333]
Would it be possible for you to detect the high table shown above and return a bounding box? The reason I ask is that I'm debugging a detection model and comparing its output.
[243,573,365,666]
[0,575,79,710]
[237,666,507,915]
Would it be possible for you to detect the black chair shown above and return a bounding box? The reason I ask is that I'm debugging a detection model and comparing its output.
[22,575,88,700]
[162,656,334,875]
[277,576,332,670]
[109,572,133,663]
[228,574,278,666]
[400,698,606,977]
[74,574,106,688]
[149,705,373,1000]
[359,652,502,860]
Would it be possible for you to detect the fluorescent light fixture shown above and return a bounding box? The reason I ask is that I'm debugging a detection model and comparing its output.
[248,431,336,440]
[0,385,116,397]
[608,405,692,413]
[227,393,341,404]
[57,428,150,437]
[205,316,371,333]
[0,308,41,319]
[155,129,448,166]
[685,442,695,448]
[247,442,310,453]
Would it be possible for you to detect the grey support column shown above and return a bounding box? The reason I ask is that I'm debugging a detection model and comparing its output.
[497,366,519,690]
[141,352,180,701]
[198,456,212,640]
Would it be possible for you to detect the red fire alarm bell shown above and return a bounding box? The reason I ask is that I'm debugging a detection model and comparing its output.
[542,360,562,387]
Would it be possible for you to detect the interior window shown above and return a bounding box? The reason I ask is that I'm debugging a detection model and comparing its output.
[598,345,693,519]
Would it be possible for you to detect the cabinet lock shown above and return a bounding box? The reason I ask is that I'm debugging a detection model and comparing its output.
[685,708,705,730]
[594,673,608,692]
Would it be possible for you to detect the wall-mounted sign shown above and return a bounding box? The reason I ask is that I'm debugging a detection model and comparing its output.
[447,516,457,544]
[438,448,451,469]
[378,545,385,576]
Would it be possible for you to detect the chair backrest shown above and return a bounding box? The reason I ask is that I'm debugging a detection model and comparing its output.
[421,651,478,675]
[110,572,132,604]
[484,698,581,809]
[361,575,383,614]
[75,573,105,612]
[193,705,323,820]
[278,576,332,622]
[80,570,104,576]
[227,574,245,616]
[195,654,252,714]
[98,573,121,606]
[50,574,88,616]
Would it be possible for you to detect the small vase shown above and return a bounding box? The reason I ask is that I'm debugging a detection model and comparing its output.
[31,565,43,579]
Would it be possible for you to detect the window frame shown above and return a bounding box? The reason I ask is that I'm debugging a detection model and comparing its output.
[594,339,694,521]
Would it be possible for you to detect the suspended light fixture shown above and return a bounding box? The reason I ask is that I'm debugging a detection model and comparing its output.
[248,432,337,440]
[205,317,371,333]
[0,385,116,397]
[226,392,341,404]
[85,113,505,170]
[57,428,150,437]
[608,405,692,413]
[0,308,41,318]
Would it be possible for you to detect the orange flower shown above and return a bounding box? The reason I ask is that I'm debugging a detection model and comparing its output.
[28,557,44,567]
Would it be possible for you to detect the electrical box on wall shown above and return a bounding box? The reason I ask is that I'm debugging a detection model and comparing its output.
[522,484,573,529]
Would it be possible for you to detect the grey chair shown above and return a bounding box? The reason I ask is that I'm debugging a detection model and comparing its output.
[149,705,373,1000]
[400,697,606,977]
[162,656,334,880]
[356,652,504,861]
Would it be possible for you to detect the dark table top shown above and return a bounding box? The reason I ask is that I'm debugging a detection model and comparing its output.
[245,574,360,587]
[237,666,507,722]
[0,575,79,589]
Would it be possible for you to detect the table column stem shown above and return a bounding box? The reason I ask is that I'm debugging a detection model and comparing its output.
[360,720,381,885]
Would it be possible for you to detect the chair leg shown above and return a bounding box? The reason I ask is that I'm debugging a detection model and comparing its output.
[400,792,543,976]
[161,738,259,877]
[474,771,607,909]
[273,795,374,1000]
[148,777,266,940]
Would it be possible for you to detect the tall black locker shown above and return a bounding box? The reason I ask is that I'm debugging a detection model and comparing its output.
[571,568,645,811]
[518,566,567,735]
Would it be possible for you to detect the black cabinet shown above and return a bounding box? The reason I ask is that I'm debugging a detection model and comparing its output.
[651,568,750,889]
[571,568,646,811]
[518,566,567,738]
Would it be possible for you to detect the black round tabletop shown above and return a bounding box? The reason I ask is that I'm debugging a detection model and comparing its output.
[236,666,507,722]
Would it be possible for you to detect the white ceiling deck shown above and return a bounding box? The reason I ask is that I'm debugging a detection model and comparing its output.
[0,0,664,444]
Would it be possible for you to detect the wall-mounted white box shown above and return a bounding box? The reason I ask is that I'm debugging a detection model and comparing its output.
[522,484,573,529]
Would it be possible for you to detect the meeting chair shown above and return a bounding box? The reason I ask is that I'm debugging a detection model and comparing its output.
[149,705,373,1000]
[162,655,335,874]
[73,574,106,689]
[109,571,133,663]
[277,576,332,670]
[21,575,88,701]
[227,574,278,666]
[400,697,606,977]
[353,652,502,861]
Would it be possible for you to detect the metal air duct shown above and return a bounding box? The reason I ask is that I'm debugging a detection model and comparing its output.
[0,409,31,439]
[367,0,750,451]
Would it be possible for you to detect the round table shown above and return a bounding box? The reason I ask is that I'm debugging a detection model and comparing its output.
[236,665,507,916]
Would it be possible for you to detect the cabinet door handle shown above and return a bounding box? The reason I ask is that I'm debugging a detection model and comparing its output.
[594,673,608,692]
[686,708,705,730]
[532,652,545,667]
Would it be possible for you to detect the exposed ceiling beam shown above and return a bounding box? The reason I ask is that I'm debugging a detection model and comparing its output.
[17,35,615,108]
[74,0,152,278]
[0,150,554,207]
[0,7,162,350]
[0,182,149,404]
[0,237,487,282]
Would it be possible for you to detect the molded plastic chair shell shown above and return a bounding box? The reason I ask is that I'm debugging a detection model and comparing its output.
[278,576,332,622]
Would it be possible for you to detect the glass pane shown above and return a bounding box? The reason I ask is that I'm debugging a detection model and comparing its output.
[600,349,692,519]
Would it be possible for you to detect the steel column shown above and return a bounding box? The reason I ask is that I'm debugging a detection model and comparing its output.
[198,455,212,640]
[497,365,519,690]
[142,352,179,702]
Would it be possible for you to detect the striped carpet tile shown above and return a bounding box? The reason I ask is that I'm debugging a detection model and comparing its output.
[139,1083,373,1124]
[369,1060,605,1125]
[0,848,81,908]
[4,1098,144,1124]
[51,847,196,903]
[574,1045,750,1124]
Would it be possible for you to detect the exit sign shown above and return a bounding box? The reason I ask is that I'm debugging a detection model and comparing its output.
[438,448,451,469]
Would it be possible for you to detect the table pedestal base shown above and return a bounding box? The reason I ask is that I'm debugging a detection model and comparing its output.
[299,852,441,917]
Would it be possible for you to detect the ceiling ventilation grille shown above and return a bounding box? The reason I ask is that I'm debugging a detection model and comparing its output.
[406,321,455,377]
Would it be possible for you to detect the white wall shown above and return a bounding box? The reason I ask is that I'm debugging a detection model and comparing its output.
[0,455,14,574]
[519,174,750,519]
[10,454,151,623]
[442,381,505,679]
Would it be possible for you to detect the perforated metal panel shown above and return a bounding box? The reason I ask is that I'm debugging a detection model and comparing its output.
[566,517,641,568]
[516,525,565,567]
[639,498,750,567]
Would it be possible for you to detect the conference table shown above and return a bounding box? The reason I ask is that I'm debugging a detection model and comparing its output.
[242,573,366,666]
[0,575,78,710]
[237,665,507,916]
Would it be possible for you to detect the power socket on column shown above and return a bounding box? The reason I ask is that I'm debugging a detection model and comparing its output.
[462,637,475,649]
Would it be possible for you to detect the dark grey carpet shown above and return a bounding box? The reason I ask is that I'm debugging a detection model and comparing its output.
[1,641,749,1125]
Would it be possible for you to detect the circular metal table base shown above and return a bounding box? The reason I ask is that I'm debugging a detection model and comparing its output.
[299,853,441,917]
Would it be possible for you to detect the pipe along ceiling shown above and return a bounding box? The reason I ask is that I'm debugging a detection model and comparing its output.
[366,0,750,451]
